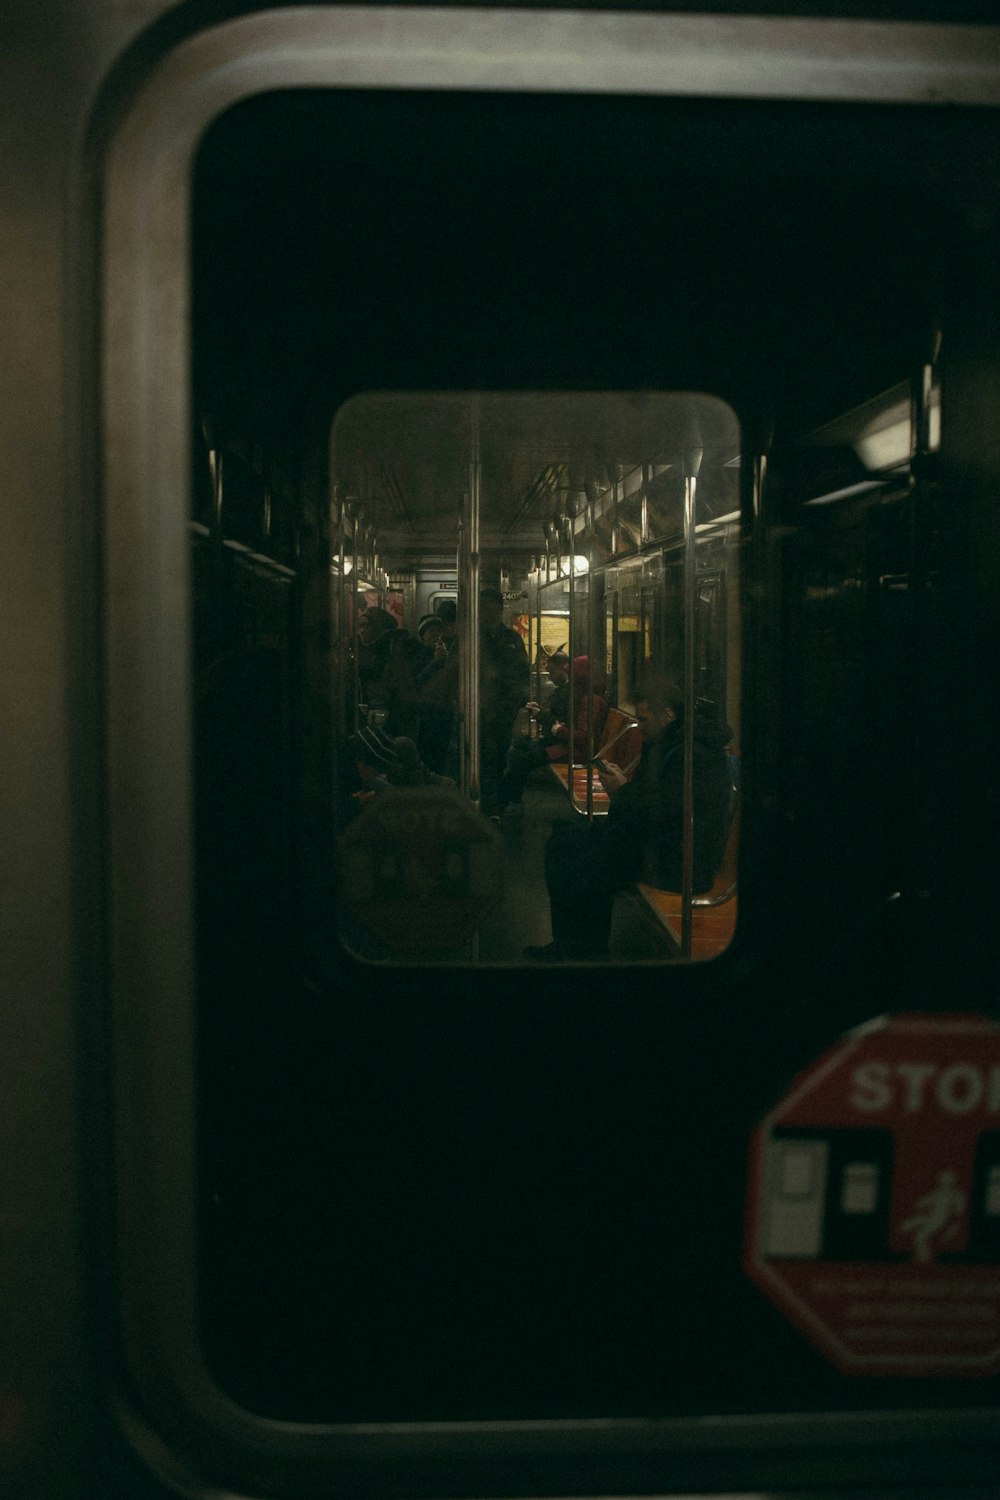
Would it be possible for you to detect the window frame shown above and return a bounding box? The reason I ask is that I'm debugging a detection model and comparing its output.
[101,8,1000,1489]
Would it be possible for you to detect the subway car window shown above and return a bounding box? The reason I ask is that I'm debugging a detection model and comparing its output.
[327,390,742,965]
[180,79,1000,1451]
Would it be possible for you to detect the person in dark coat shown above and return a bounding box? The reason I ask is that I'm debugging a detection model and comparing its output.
[356,606,422,736]
[337,723,455,830]
[535,650,570,720]
[337,723,400,829]
[415,604,459,774]
[523,676,734,961]
[478,587,529,816]
[414,613,445,668]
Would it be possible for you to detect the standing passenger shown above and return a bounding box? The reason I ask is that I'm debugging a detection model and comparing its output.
[415,602,459,774]
[414,613,445,668]
[477,587,529,817]
[356,606,421,736]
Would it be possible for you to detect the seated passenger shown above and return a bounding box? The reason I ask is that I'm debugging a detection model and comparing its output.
[497,654,608,814]
[388,734,456,789]
[523,676,733,961]
[337,724,399,828]
[338,726,455,830]
[536,649,570,715]
[546,654,610,765]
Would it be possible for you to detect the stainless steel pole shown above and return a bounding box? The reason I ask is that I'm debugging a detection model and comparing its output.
[335,488,347,748]
[585,495,597,819]
[563,510,575,807]
[640,460,649,546]
[534,561,543,705]
[466,403,482,809]
[682,447,703,958]
[526,561,535,706]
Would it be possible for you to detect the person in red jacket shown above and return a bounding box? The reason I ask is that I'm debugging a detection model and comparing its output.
[497,655,609,814]
[544,655,610,767]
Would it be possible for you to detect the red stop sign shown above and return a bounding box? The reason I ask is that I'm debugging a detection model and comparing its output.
[745,1013,1000,1376]
[339,787,503,951]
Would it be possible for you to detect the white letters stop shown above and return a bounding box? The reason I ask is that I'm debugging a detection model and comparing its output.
[850,1060,1000,1115]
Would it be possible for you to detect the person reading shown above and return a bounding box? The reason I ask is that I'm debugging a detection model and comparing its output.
[524,676,733,961]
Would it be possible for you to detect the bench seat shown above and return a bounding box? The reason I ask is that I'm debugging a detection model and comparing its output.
[635,884,738,961]
[547,707,642,815]
[634,805,740,960]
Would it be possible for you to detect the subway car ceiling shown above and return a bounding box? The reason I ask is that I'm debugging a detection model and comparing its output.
[329,391,740,557]
[190,88,973,462]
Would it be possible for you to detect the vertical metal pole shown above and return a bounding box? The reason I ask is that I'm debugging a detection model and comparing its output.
[564,513,575,803]
[465,404,482,809]
[210,448,223,533]
[262,484,272,547]
[467,408,483,958]
[907,338,939,901]
[638,586,648,682]
[640,461,649,546]
[335,489,347,749]
[681,447,703,959]
[609,469,620,701]
[585,497,597,819]
[351,511,362,730]
[456,510,467,789]
[533,562,543,703]
[752,450,767,526]
[526,562,535,705]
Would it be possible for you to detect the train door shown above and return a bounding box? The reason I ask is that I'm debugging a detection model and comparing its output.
[82,8,1000,1498]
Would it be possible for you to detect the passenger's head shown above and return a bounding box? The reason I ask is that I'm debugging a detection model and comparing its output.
[547,652,569,682]
[436,599,458,639]
[417,614,444,647]
[634,674,683,743]
[479,587,504,631]
[572,655,599,687]
[359,606,397,643]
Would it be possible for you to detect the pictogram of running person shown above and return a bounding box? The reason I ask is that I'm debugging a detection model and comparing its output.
[898,1169,967,1263]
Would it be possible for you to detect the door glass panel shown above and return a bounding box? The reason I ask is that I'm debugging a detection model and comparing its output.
[327,391,742,966]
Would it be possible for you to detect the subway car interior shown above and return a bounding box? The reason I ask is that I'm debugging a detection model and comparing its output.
[6,4,1000,1497]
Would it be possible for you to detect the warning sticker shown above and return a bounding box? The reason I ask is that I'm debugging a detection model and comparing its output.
[744,1014,1000,1376]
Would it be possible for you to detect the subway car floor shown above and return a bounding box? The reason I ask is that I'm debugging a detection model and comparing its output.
[452,768,675,965]
[477,770,576,963]
[336,766,577,966]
